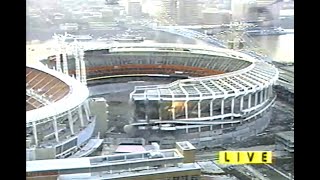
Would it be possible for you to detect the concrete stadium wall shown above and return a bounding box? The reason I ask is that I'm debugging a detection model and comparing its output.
[142,110,272,149]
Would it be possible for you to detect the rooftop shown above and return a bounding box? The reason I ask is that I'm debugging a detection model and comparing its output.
[59,163,201,180]
[197,161,224,174]
[176,141,196,150]
[115,145,146,153]
[27,149,183,173]
[26,64,89,126]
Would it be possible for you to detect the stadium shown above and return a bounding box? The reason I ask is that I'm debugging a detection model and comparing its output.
[31,42,279,151]
[26,64,96,160]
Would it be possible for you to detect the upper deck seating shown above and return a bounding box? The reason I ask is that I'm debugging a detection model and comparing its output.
[26,67,70,110]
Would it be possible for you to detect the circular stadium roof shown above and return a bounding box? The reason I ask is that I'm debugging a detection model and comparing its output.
[26,64,89,126]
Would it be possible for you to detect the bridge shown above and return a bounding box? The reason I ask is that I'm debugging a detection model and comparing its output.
[152,26,275,64]
[154,26,227,48]
[156,25,227,30]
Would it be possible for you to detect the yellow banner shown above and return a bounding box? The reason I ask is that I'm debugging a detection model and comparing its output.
[218,151,272,164]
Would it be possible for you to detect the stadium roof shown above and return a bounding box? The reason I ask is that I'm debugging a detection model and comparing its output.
[26,64,89,126]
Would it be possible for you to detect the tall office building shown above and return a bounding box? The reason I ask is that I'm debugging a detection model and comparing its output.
[242,0,281,24]
[256,0,281,21]
[177,0,201,25]
[127,0,142,18]
[223,0,232,10]
[157,0,202,25]
[160,0,178,24]
[231,0,256,21]
[202,8,231,25]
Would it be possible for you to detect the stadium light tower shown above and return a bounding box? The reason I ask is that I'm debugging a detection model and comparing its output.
[53,33,69,75]
[61,35,69,76]
[69,41,86,128]
[71,40,88,85]
[52,34,62,72]
[72,39,81,82]
[71,40,87,86]
[79,46,87,86]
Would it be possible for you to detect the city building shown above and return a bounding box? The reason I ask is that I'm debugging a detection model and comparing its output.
[105,0,119,5]
[155,0,209,25]
[160,0,178,24]
[87,21,118,30]
[27,141,201,180]
[89,97,109,135]
[223,0,232,10]
[201,8,231,25]
[100,8,114,19]
[231,0,257,21]
[59,23,79,31]
[245,0,281,23]
[127,0,143,18]
[177,0,201,25]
